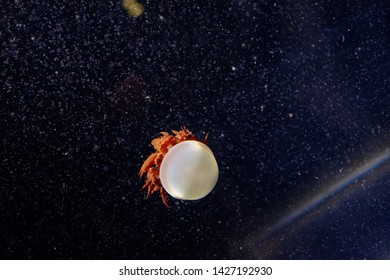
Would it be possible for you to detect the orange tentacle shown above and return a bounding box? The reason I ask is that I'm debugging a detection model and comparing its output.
[139,152,158,177]
[160,187,171,208]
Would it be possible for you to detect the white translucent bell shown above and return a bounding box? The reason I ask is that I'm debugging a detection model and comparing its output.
[160,140,219,200]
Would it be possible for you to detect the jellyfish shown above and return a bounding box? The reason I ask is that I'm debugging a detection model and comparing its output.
[139,127,219,207]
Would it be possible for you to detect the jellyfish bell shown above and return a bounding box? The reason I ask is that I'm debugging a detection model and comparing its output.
[159,140,219,200]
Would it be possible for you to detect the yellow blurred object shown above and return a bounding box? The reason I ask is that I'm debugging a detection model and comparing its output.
[122,0,144,17]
